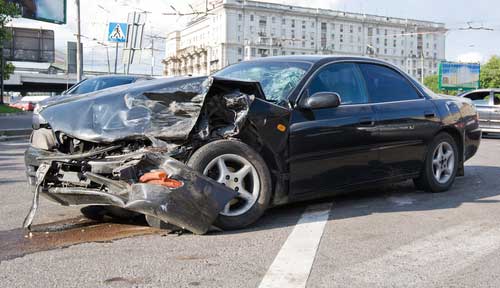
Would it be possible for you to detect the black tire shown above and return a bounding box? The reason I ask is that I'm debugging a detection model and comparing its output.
[187,139,272,230]
[413,133,459,193]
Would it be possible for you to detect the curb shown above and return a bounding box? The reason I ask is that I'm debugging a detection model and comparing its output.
[0,112,31,117]
[0,129,32,137]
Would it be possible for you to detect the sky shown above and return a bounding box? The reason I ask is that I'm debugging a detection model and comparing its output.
[9,0,500,75]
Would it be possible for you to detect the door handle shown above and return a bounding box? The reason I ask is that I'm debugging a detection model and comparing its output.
[424,112,436,118]
[358,117,375,126]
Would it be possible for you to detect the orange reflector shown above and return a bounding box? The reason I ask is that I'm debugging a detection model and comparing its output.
[277,124,287,132]
[139,171,183,189]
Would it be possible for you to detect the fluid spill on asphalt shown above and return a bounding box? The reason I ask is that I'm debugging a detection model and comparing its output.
[0,217,164,262]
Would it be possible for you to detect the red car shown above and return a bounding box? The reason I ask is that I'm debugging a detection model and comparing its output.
[9,100,34,111]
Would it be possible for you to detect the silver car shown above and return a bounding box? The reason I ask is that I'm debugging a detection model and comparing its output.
[461,89,500,134]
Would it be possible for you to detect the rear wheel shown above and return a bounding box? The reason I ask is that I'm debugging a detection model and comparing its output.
[187,139,272,230]
[413,133,458,193]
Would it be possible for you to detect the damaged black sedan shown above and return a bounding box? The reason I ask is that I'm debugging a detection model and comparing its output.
[25,56,481,234]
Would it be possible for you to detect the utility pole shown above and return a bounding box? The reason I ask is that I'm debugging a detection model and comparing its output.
[75,0,83,81]
[114,42,118,74]
[421,52,425,84]
[151,38,154,76]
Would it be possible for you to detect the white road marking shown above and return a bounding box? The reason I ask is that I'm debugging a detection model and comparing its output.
[387,196,416,206]
[343,222,500,287]
[259,202,333,288]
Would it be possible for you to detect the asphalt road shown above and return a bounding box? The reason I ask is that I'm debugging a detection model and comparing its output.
[1,137,500,287]
[0,112,33,131]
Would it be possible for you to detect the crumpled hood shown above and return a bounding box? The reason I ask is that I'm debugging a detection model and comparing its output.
[39,76,265,144]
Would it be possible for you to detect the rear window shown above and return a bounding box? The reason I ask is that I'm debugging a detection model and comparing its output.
[464,92,490,106]
[358,63,421,103]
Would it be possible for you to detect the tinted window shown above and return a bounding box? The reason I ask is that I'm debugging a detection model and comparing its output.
[464,91,491,106]
[494,93,500,106]
[359,63,421,103]
[307,63,367,104]
[96,77,136,90]
[68,77,136,95]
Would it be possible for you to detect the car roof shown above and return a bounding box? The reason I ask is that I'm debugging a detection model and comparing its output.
[245,55,392,65]
[463,88,500,93]
[84,75,149,80]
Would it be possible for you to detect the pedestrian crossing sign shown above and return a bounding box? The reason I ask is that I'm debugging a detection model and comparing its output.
[108,22,128,43]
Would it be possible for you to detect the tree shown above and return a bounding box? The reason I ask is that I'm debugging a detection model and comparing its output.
[480,56,500,89]
[424,74,439,93]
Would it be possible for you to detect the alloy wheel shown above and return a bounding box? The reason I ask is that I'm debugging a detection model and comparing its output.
[432,141,455,184]
[203,154,260,217]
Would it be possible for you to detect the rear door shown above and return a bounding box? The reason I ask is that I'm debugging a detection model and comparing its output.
[462,91,493,130]
[288,62,380,198]
[357,63,441,177]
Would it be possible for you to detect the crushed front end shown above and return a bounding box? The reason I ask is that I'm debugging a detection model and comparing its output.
[24,76,267,234]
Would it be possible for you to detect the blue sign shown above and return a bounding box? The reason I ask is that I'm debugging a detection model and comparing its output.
[108,22,128,43]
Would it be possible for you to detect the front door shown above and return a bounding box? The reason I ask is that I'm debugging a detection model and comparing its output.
[288,62,380,199]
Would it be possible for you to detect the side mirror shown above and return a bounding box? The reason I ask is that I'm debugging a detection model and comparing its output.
[301,92,341,110]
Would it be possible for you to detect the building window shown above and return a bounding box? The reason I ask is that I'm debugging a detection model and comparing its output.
[358,26,362,33]
[349,25,353,33]
[250,14,254,21]
[311,21,315,28]
[340,24,344,33]
[302,20,306,29]
[251,48,256,57]
[291,19,295,28]
[272,17,275,23]
[238,47,242,55]
[282,18,286,25]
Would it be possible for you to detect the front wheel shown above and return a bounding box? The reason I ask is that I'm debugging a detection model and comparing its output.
[187,139,272,230]
[413,133,459,193]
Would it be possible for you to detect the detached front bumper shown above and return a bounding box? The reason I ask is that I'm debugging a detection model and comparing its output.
[24,146,236,234]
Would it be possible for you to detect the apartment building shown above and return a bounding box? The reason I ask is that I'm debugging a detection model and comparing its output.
[163,0,446,80]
